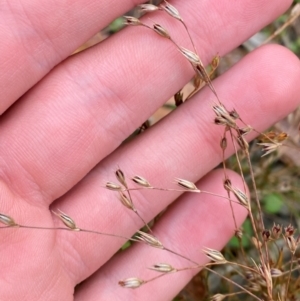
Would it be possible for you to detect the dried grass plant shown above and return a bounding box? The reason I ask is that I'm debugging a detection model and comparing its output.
[1,1,300,301]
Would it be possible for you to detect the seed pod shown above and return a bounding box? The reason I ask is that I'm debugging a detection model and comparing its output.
[210,294,226,301]
[272,223,282,239]
[220,137,227,150]
[231,187,249,209]
[115,168,127,187]
[174,90,184,107]
[212,104,236,128]
[211,55,220,69]
[285,236,297,253]
[270,268,283,278]
[178,47,200,65]
[237,135,249,151]
[203,248,227,264]
[235,228,243,239]
[149,263,175,273]
[136,231,164,249]
[175,178,200,192]
[229,109,239,120]
[0,213,17,227]
[262,229,271,242]
[132,175,151,188]
[161,1,182,20]
[223,178,232,191]
[119,277,144,289]
[284,224,295,237]
[139,4,158,12]
[123,16,142,26]
[153,24,170,39]
[106,182,121,191]
[52,210,79,231]
[119,192,134,210]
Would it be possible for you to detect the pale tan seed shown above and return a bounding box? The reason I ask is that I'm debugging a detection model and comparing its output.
[52,210,79,231]
[213,104,236,128]
[119,192,134,210]
[153,24,170,39]
[175,178,200,191]
[178,47,200,64]
[118,277,144,289]
[149,263,175,273]
[210,294,226,301]
[237,135,249,151]
[0,213,17,227]
[132,176,151,187]
[203,248,227,264]
[139,4,158,12]
[270,268,283,278]
[161,1,182,20]
[232,187,249,208]
[123,16,142,26]
[136,231,164,249]
[115,168,127,187]
[106,181,122,191]
[285,236,297,253]
[220,137,227,150]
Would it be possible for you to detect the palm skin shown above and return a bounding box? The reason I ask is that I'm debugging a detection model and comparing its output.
[0,0,300,300]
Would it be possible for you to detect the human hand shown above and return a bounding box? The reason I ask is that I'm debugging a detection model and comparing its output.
[1,0,300,300]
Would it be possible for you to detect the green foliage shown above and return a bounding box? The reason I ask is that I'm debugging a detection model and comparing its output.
[121,241,131,250]
[262,193,284,214]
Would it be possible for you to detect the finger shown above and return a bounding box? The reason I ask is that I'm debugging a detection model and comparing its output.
[0,0,146,113]
[53,45,300,284]
[0,0,292,204]
[74,169,247,301]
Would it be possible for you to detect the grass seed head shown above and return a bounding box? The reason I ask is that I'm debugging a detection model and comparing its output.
[262,229,271,242]
[118,277,144,289]
[236,135,249,151]
[175,178,200,191]
[210,294,226,301]
[138,4,159,12]
[203,248,227,264]
[231,187,249,209]
[238,126,253,136]
[106,181,122,191]
[235,228,243,239]
[119,192,134,210]
[116,168,127,187]
[160,1,182,21]
[285,235,297,253]
[174,90,184,107]
[211,55,220,69]
[52,210,79,231]
[149,263,175,273]
[270,268,283,278]
[153,24,170,39]
[272,223,282,239]
[284,224,296,237]
[132,175,151,187]
[123,16,142,26]
[136,231,164,249]
[0,213,17,227]
[178,46,200,64]
[213,104,236,128]
[257,142,282,157]
[220,137,227,150]
[229,109,239,120]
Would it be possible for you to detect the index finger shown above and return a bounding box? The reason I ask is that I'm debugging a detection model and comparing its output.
[0,0,145,113]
